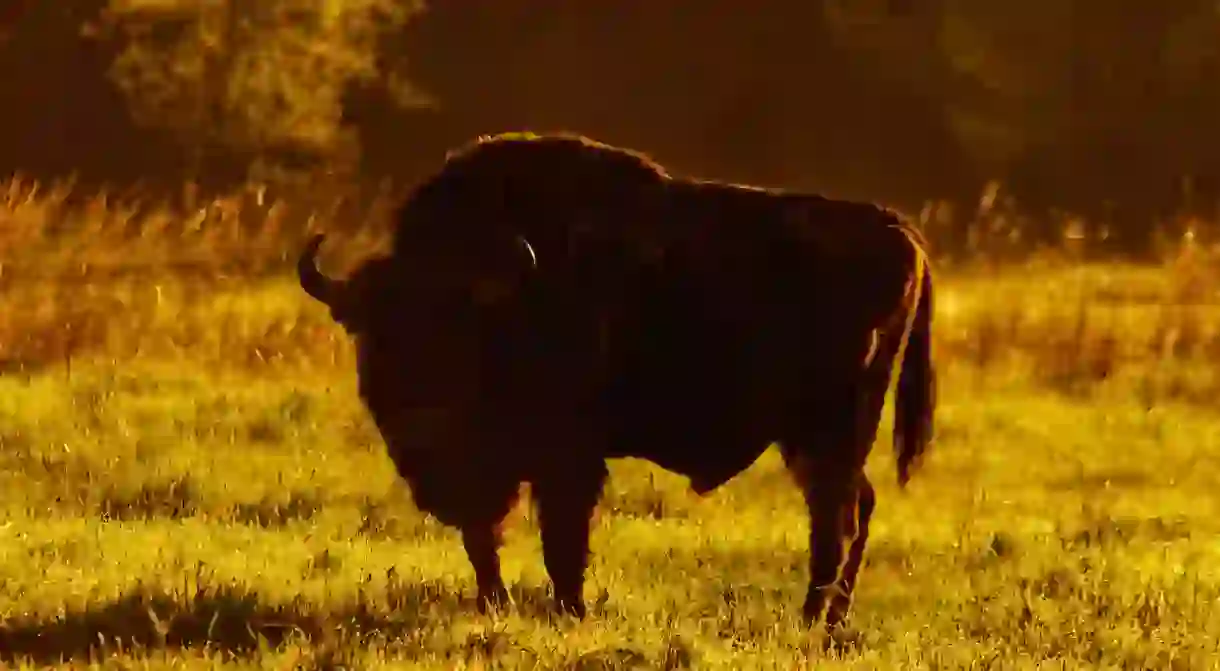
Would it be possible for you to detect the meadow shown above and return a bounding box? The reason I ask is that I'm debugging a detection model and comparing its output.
[1,178,1219,669]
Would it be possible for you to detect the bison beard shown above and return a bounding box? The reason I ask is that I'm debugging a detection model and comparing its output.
[299,131,937,628]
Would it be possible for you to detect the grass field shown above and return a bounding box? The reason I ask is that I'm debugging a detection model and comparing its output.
[2,182,1220,669]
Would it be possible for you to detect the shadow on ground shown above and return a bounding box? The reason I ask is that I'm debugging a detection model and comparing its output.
[0,579,566,665]
[0,539,1000,665]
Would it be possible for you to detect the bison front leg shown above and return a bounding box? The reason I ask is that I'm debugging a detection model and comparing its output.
[461,523,509,613]
[533,461,609,618]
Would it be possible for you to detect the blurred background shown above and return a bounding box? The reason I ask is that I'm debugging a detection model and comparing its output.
[3,0,1218,260]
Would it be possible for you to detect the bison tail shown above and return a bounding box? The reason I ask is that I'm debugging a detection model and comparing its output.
[893,249,936,489]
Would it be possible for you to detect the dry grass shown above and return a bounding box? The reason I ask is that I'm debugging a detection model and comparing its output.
[1,177,1219,669]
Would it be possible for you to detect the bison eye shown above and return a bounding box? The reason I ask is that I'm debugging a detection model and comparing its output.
[471,278,514,306]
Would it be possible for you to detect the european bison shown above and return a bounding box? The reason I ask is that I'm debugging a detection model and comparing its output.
[298,131,936,628]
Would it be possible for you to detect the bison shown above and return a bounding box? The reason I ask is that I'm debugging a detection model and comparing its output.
[297,131,936,628]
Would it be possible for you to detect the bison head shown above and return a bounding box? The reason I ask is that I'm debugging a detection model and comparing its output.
[297,232,540,501]
[297,232,538,335]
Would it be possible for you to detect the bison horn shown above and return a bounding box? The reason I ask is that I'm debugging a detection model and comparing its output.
[517,235,537,268]
[297,234,340,306]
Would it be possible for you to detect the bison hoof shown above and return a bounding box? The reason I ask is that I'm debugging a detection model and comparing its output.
[476,586,510,614]
[802,584,849,627]
[555,598,587,619]
[824,600,851,630]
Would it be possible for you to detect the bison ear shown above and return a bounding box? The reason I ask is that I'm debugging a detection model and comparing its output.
[471,235,538,307]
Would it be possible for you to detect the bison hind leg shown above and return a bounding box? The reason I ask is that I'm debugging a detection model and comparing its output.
[824,473,876,627]
[779,402,879,627]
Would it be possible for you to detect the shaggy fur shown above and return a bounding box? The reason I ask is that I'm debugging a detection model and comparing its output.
[299,131,936,628]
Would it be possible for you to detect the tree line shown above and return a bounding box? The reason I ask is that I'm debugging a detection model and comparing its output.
[1,0,1217,253]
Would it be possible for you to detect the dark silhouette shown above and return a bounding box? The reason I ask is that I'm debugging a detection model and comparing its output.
[299,132,936,627]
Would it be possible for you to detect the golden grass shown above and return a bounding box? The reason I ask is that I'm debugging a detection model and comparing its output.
[1,178,1219,669]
